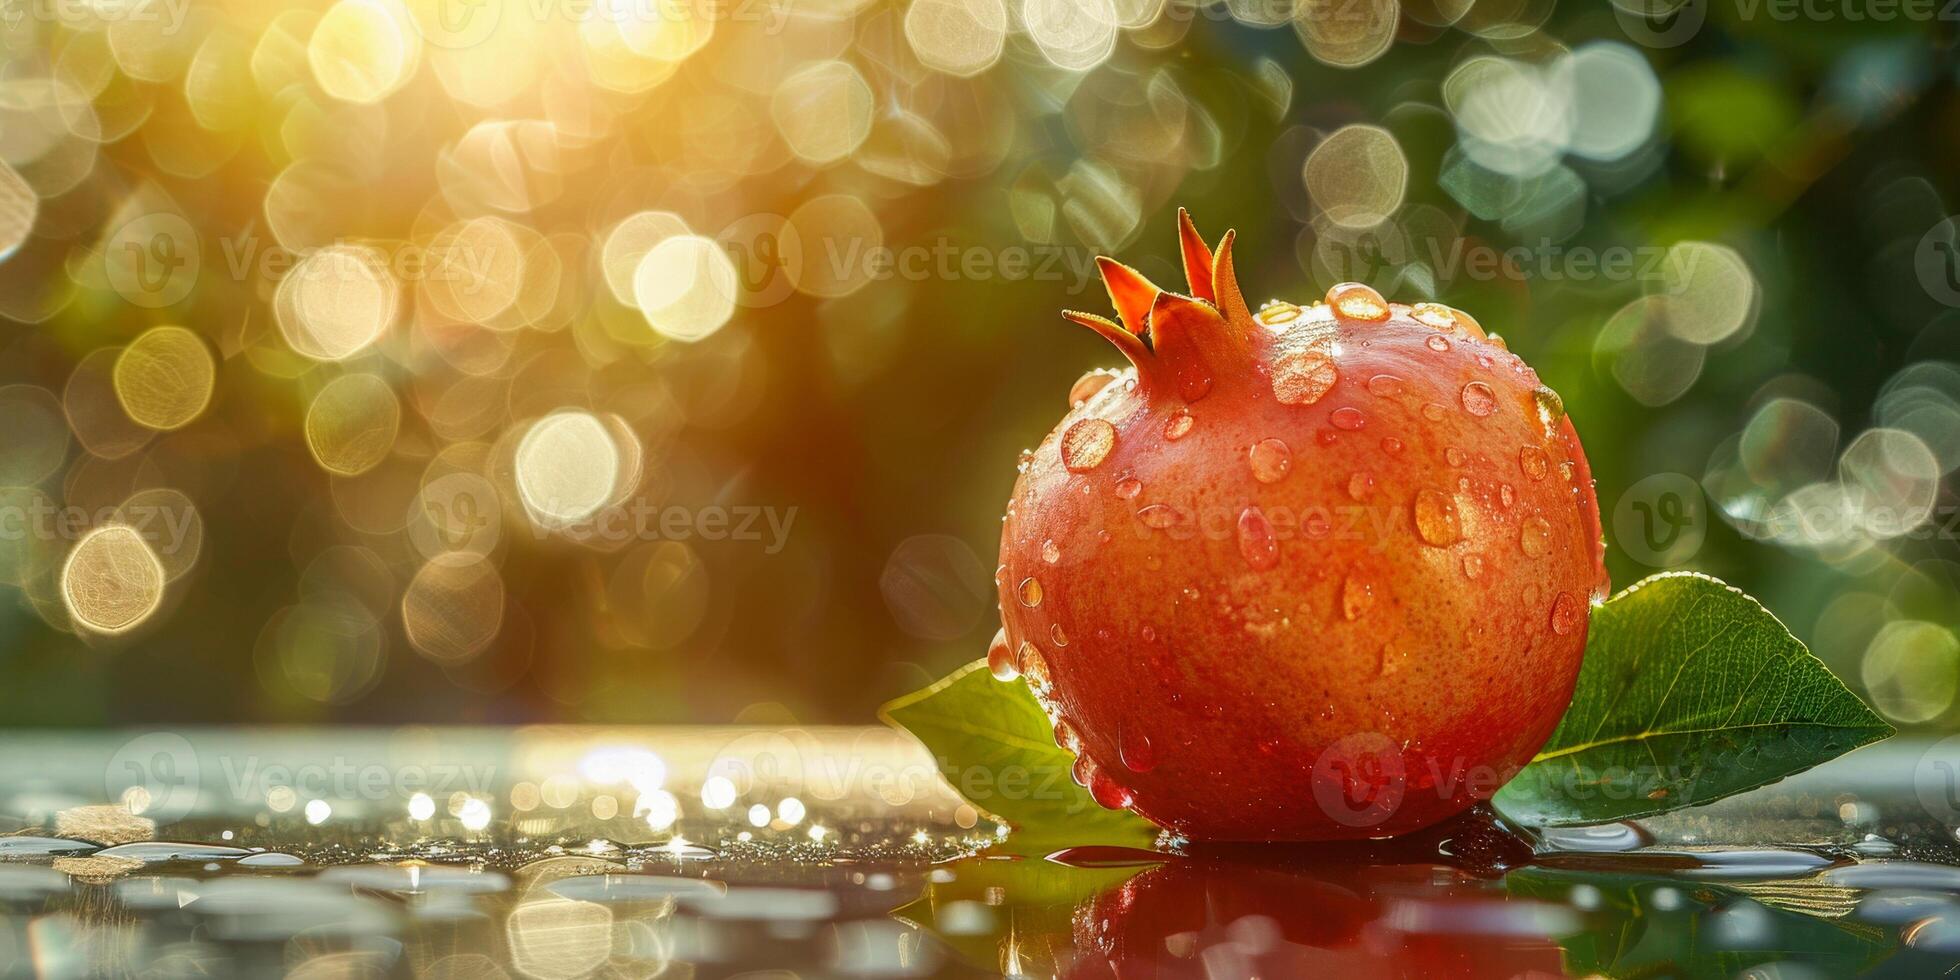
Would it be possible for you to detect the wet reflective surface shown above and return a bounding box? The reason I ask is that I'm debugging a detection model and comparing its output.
[0,729,1954,977]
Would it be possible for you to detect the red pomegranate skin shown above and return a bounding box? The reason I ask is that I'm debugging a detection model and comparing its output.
[991,211,1606,842]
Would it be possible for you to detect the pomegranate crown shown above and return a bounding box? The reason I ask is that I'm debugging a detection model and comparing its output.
[1064,209,1260,403]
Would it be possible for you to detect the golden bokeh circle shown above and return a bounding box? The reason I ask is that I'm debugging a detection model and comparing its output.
[113,326,216,431]
[61,524,167,636]
[514,411,622,529]
[305,373,402,477]
[403,551,506,665]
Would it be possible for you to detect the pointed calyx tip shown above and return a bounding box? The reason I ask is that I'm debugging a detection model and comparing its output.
[1063,210,1262,400]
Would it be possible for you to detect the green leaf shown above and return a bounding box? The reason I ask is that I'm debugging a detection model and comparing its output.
[878,659,1159,847]
[1495,572,1892,827]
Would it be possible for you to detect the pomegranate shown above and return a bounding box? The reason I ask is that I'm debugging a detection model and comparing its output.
[991,210,1606,841]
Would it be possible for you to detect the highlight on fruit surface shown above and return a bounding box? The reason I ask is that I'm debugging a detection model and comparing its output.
[993,209,1608,841]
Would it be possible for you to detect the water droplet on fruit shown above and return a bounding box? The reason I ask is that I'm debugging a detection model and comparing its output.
[1257,302,1301,325]
[1422,402,1446,422]
[1341,575,1374,621]
[1413,489,1461,546]
[1381,437,1403,454]
[1460,381,1496,417]
[1445,447,1467,466]
[1016,449,1034,473]
[1053,717,1081,751]
[1534,386,1566,427]
[1330,407,1366,430]
[1376,644,1408,676]
[987,628,1017,681]
[1050,623,1068,647]
[994,564,1007,587]
[1499,484,1516,508]
[1347,471,1374,500]
[1041,539,1060,564]
[1071,754,1094,787]
[1140,625,1156,642]
[1114,474,1142,498]
[1453,307,1486,337]
[1069,369,1117,407]
[1137,504,1180,529]
[1021,645,1052,692]
[1521,516,1553,558]
[1426,334,1452,352]
[1550,591,1583,635]
[1163,409,1195,441]
[1410,302,1457,329]
[1018,577,1043,606]
[1237,507,1279,570]
[1560,460,1576,481]
[1327,282,1388,320]
[1316,429,1339,446]
[1088,768,1134,810]
[1366,374,1404,398]
[1143,555,1161,571]
[1061,419,1115,473]
[1461,553,1485,579]
[1271,346,1338,405]
[1177,368,1213,403]
[1304,511,1331,537]
[1248,438,1292,483]
[1119,728,1157,773]
[1520,446,1549,480]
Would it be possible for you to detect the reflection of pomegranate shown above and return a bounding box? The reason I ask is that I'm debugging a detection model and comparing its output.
[992,211,1605,841]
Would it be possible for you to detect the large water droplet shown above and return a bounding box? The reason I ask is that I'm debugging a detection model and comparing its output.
[1550,592,1583,635]
[1069,370,1117,407]
[1410,302,1457,329]
[1018,577,1043,606]
[1163,409,1195,441]
[1061,418,1116,473]
[1413,489,1461,546]
[1461,553,1485,579]
[1366,373,1405,398]
[1521,516,1553,558]
[1534,385,1566,427]
[1119,727,1157,773]
[1426,334,1452,352]
[1088,768,1135,810]
[1330,406,1366,430]
[1271,346,1338,405]
[1114,474,1142,498]
[1041,539,1060,564]
[1520,446,1549,480]
[1327,282,1388,320]
[987,628,1017,680]
[1460,381,1496,417]
[1342,575,1374,621]
[1248,438,1292,484]
[1053,717,1082,752]
[1237,507,1279,570]
[1049,622,1068,647]
[1137,504,1181,529]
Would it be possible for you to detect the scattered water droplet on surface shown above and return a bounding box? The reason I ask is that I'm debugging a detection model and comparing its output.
[1049,623,1068,647]
[1381,437,1403,454]
[1499,484,1515,508]
[1021,645,1052,692]
[1137,504,1180,529]
[1411,302,1457,329]
[1534,385,1566,426]
[1521,516,1553,558]
[1256,302,1301,325]
[987,629,1017,680]
[1053,718,1081,751]
[1460,381,1496,417]
[1237,507,1279,570]
[1327,282,1388,320]
[1342,575,1374,621]
[1445,447,1467,466]
[1119,728,1157,773]
[1248,438,1292,484]
[1018,577,1043,607]
[1271,346,1338,405]
[1069,370,1117,407]
[1088,768,1135,809]
[1060,419,1115,473]
[1376,644,1407,676]
[1414,489,1461,546]
[1016,449,1034,473]
[1461,553,1484,579]
[1422,402,1447,421]
[1330,407,1366,430]
[1163,410,1194,441]
[1426,334,1452,352]
[1040,539,1060,564]
[1366,374,1404,398]
[1114,475,1142,499]
[1550,592,1582,635]
[1520,446,1549,480]
[1347,471,1373,500]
